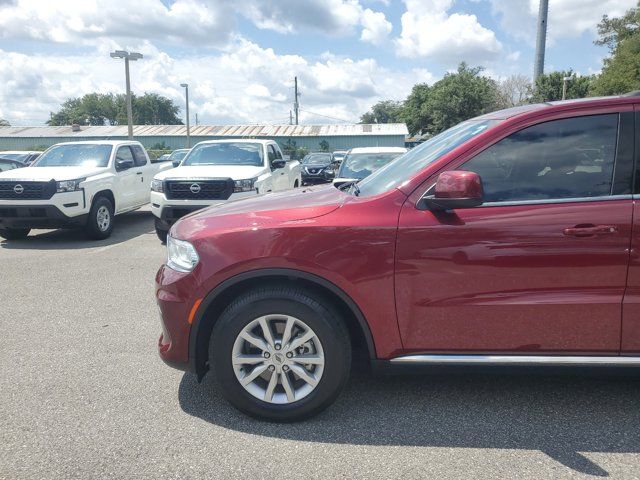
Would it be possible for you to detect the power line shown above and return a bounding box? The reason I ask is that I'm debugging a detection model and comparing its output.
[299,109,354,123]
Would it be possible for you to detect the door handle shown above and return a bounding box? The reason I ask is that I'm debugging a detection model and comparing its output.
[563,224,617,237]
[136,172,143,175]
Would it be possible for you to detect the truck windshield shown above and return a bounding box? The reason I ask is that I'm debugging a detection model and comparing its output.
[33,144,112,168]
[182,143,263,166]
[338,152,404,180]
[356,119,500,197]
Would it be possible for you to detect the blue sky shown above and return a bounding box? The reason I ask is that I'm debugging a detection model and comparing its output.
[0,0,635,126]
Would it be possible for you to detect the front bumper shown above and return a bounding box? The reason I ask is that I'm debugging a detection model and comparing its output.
[0,204,88,229]
[156,264,200,372]
[302,171,330,183]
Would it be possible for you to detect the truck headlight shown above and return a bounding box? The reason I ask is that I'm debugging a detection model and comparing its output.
[56,178,85,193]
[234,177,257,192]
[167,235,199,273]
[151,179,164,193]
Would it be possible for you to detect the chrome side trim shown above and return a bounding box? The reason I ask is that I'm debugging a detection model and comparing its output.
[390,354,640,366]
[480,194,632,208]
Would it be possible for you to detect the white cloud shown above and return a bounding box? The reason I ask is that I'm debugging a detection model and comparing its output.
[395,0,502,63]
[360,8,392,45]
[0,39,433,126]
[491,0,636,43]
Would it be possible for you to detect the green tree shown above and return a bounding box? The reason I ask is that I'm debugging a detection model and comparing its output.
[404,63,500,135]
[0,118,10,127]
[318,140,330,151]
[530,70,593,102]
[48,92,183,126]
[590,3,640,96]
[360,100,403,124]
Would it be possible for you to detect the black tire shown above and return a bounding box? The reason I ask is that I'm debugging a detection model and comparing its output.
[210,286,351,422]
[155,225,168,243]
[86,196,114,240]
[294,180,299,188]
[0,228,30,240]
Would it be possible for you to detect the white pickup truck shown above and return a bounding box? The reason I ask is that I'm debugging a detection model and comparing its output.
[150,139,301,242]
[0,140,171,240]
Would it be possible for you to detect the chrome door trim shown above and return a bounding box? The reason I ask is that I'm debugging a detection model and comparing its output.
[390,354,640,366]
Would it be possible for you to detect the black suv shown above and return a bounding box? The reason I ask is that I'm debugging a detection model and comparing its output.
[300,153,334,185]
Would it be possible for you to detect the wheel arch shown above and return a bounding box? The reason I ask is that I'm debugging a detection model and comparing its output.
[92,189,116,212]
[189,268,377,379]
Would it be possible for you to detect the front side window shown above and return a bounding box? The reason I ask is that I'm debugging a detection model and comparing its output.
[115,146,134,165]
[130,145,148,166]
[268,145,277,162]
[182,143,264,167]
[461,114,619,203]
[33,144,112,168]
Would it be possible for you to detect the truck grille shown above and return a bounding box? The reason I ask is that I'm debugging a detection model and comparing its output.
[0,181,56,200]
[165,179,234,201]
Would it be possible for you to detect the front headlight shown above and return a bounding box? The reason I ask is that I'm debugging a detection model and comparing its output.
[167,235,199,273]
[151,179,164,193]
[234,177,257,192]
[56,178,85,193]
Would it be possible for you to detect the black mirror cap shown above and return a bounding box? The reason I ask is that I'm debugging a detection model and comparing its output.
[272,159,286,169]
[172,160,182,168]
[418,196,483,211]
[116,159,134,171]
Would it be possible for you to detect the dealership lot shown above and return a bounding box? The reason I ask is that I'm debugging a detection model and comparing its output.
[1,207,640,479]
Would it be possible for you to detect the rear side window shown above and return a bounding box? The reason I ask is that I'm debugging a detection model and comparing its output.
[130,145,148,166]
[462,114,619,202]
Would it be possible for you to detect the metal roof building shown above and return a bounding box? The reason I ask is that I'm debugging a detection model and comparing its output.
[0,123,409,151]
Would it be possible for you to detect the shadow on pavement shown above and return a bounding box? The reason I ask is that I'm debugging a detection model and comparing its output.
[0,210,156,250]
[179,370,640,477]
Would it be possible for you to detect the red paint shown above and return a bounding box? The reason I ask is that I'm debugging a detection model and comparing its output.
[156,96,640,371]
[435,170,483,199]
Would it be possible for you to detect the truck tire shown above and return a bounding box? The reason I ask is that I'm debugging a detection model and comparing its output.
[210,285,351,422]
[155,225,168,243]
[0,228,30,240]
[86,196,114,240]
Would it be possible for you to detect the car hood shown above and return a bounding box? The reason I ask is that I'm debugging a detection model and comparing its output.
[0,166,109,181]
[154,164,267,181]
[172,184,345,239]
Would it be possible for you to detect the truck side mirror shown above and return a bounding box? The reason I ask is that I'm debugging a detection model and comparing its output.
[115,158,134,171]
[272,159,286,169]
[418,170,483,211]
[172,160,181,168]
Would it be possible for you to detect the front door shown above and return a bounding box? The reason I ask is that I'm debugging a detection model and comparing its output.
[114,146,138,211]
[396,111,634,354]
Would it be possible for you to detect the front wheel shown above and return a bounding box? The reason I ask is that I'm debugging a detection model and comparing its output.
[86,197,114,240]
[210,286,351,422]
[0,228,30,240]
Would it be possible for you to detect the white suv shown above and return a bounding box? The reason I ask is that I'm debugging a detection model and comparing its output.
[0,140,170,240]
[150,139,301,242]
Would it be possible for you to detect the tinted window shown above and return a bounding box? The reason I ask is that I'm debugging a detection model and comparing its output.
[268,145,277,162]
[130,145,148,166]
[461,114,619,202]
[115,146,134,169]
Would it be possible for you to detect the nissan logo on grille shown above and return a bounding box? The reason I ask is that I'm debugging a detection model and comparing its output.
[189,183,201,194]
[13,184,24,195]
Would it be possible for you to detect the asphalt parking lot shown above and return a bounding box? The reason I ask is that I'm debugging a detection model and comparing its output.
[1,207,640,479]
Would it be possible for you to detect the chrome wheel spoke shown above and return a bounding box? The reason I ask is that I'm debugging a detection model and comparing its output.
[292,354,324,365]
[258,317,276,348]
[288,329,314,351]
[280,316,295,347]
[280,371,295,402]
[290,364,318,387]
[264,370,278,402]
[240,330,269,352]
[232,355,265,366]
[240,364,268,386]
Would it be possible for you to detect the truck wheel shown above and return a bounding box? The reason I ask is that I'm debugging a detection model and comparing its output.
[294,180,299,188]
[210,285,351,422]
[86,197,114,240]
[0,228,30,240]
[155,225,168,243]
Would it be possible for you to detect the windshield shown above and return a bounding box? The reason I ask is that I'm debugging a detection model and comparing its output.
[338,152,404,180]
[182,142,264,166]
[168,150,189,161]
[0,160,21,171]
[302,153,332,165]
[0,153,28,161]
[33,144,112,168]
[356,119,500,197]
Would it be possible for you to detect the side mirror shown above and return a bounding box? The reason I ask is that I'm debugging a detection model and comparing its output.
[172,160,181,168]
[419,170,483,211]
[115,158,134,171]
[272,159,286,169]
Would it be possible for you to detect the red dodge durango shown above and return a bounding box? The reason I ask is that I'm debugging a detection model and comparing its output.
[157,94,640,421]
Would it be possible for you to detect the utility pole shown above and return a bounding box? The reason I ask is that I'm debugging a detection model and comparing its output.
[195,113,199,126]
[294,76,300,125]
[180,83,190,148]
[110,50,143,139]
[534,0,549,81]
[289,110,293,125]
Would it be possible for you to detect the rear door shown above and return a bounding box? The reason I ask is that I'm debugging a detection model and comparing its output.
[396,109,635,354]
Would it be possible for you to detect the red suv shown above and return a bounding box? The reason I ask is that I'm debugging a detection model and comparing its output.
[157,95,640,421]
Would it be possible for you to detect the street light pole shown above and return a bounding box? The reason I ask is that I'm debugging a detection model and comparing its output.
[562,76,572,100]
[180,83,190,148]
[110,50,143,139]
